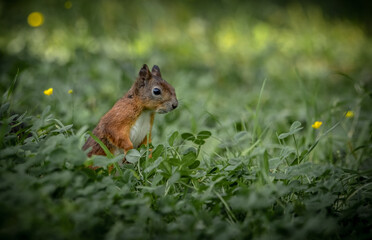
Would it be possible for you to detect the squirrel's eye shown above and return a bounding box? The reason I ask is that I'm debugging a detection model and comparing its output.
[153,88,161,95]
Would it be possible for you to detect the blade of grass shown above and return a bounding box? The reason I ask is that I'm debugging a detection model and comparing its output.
[87,131,123,175]
[5,69,19,103]
[87,131,113,158]
[346,182,372,202]
[214,190,237,223]
[253,78,267,139]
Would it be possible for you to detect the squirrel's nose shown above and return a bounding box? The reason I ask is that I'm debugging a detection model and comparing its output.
[172,101,178,109]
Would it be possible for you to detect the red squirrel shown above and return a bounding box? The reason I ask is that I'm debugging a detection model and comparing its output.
[83,64,178,161]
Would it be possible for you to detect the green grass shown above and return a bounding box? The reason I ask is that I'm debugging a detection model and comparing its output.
[1,1,372,239]
[1,98,371,239]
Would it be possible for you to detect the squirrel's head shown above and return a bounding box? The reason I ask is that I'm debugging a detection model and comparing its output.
[133,64,178,114]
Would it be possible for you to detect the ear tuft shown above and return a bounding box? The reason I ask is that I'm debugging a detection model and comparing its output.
[152,65,162,77]
[139,64,151,80]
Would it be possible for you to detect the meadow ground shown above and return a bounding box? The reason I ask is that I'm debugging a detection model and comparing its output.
[1,1,372,239]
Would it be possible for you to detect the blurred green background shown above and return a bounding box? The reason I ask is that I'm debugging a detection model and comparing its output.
[1,0,371,162]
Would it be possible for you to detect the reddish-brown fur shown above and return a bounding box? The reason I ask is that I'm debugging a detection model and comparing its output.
[83,64,178,162]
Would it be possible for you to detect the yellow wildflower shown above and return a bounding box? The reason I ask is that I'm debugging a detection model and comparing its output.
[27,12,44,27]
[345,111,354,118]
[44,88,53,96]
[68,89,73,94]
[312,121,322,129]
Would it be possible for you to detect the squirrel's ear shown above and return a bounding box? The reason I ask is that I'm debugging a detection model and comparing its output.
[151,65,162,78]
[139,64,151,80]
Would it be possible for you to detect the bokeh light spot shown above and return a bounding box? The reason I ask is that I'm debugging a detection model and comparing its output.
[27,12,44,27]
[65,1,72,9]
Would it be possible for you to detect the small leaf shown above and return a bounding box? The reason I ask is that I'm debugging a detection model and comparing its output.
[91,154,124,168]
[278,132,291,139]
[151,144,164,160]
[289,121,302,132]
[193,138,205,146]
[126,149,141,164]
[225,164,240,171]
[289,121,303,135]
[188,160,200,169]
[197,130,211,140]
[278,121,303,139]
[167,158,182,166]
[144,157,164,173]
[76,126,88,137]
[168,172,180,185]
[51,124,73,134]
[168,131,179,146]
[183,147,197,155]
[234,131,251,141]
[228,158,242,166]
[181,132,195,141]
[209,167,218,174]
[182,151,197,165]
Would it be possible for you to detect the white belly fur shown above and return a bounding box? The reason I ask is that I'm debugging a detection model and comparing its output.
[130,111,152,148]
